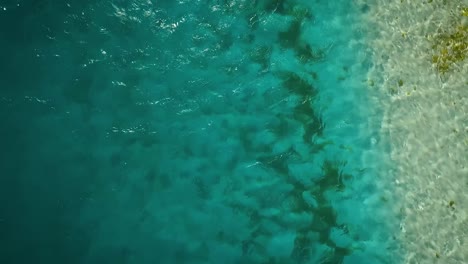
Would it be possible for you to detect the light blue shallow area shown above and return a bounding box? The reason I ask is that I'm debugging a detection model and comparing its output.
[0,0,401,263]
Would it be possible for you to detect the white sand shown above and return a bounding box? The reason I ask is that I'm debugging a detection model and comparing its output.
[360,0,468,262]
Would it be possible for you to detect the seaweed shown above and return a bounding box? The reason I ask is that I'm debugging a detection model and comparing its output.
[276,4,325,64]
[287,159,353,263]
[249,45,272,70]
[278,20,325,64]
[279,71,318,98]
[257,147,299,175]
[431,8,468,74]
[278,19,302,49]
[318,160,349,192]
[240,150,355,263]
[398,79,404,87]
[296,44,327,64]
[448,200,455,209]
[267,113,294,139]
[293,101,324,143]
[276,71,324,142]
[261,0,287,14]
[462,7,468,17]
[289,4,313,21]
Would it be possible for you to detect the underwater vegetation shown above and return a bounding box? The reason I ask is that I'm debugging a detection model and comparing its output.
[235,69,354,262]
[431,7,468,74]
[431,25,467,74]
[251,0,311,18]
[277,4,326,64]
[462,7,468,17]
[288,159,354,263]
[275,71,324,144]
[255,0,288,14]
[242,149,355,263]
[249,45,273,71]
[208,2,356,262]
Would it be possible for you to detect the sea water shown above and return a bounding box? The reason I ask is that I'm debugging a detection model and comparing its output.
[0,0,402,263]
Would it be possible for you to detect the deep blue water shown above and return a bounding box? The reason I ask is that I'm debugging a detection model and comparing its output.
[0,1,401,263]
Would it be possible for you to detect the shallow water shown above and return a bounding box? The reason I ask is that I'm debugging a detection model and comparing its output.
[1,1,403,263]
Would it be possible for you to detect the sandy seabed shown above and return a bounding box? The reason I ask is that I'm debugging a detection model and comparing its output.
[360,0,468,263]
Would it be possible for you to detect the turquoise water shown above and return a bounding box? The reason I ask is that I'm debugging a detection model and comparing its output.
[0,1,401,263]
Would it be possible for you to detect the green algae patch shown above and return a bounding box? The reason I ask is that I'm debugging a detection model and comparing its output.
[278,71,318,98]
[432,25,468,74]
[398,79,404,87]
[276,71,325,141]
[448,200,455,209]
[249,45,272,70]
[277,5,326,64]
[288,4,313,21]
[462,7,468,17]
[287,159,355,263]
[431,8,468,74]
